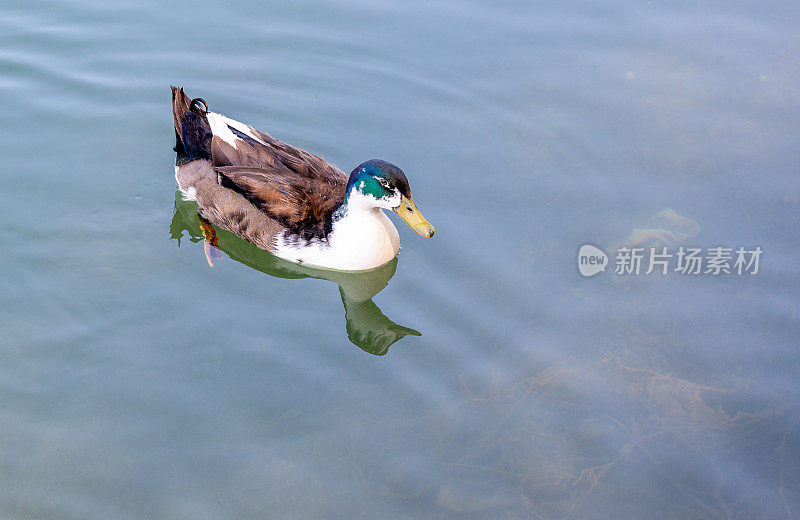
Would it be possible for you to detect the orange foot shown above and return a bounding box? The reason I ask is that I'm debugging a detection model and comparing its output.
[197,213,223,267]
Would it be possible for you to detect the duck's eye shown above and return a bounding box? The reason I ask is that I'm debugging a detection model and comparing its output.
[377,178,391,189]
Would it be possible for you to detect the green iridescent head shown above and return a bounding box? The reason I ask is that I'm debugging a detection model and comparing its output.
[345,160,410,201]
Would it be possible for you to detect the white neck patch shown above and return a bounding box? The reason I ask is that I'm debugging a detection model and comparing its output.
[343,185,401,212]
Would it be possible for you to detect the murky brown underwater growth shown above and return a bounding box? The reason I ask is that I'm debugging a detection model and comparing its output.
[427,341,799,519]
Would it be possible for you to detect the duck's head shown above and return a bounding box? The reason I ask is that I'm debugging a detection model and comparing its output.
[345,159,435,238]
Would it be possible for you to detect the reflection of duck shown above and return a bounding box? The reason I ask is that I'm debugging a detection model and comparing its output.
[170,86,434,271]
[170,192,421,355]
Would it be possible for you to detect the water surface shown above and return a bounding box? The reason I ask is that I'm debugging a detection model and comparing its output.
[1,0,799,518]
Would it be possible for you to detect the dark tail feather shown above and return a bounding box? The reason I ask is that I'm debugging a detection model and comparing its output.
[171,86,212,164]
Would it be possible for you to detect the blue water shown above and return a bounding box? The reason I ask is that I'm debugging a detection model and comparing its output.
[2,0,799,518]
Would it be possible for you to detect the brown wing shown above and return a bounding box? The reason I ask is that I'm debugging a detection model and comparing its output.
[211,125,348,240]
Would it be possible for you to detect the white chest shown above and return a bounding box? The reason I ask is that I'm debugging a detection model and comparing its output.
[273,208,400,271]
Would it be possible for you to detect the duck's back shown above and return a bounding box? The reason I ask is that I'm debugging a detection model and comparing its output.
[207,111,348,241]
[171,86,349,252]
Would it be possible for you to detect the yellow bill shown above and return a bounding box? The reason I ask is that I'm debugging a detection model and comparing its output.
[393,195,435,237]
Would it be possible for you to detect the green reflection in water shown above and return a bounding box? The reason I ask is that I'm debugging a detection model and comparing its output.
[170,191,421,355]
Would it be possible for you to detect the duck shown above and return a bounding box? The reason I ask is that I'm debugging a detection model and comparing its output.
[170,86,434,271]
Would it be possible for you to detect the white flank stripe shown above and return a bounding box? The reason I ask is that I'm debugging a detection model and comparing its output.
[206,112,268,149]
[221,115,268,145]
[206,112,238,149]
